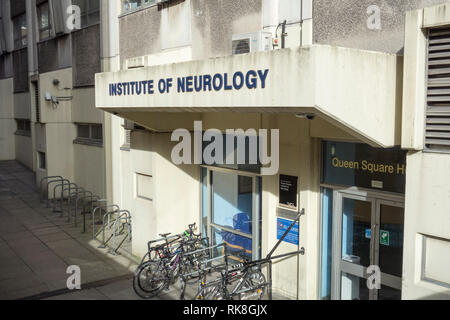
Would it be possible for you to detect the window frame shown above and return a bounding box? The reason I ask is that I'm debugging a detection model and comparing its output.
[13,14,27,49]
[37,1,53,42]
[15,119,31,137]
[74,123,103,147]
[120,0,157,16]
[73,0,100,29]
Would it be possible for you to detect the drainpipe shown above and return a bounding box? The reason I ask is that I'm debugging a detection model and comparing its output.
[100,0,120,203]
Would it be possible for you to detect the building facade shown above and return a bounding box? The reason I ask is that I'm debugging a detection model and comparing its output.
[0,0,106,197]
[96,0,450,300]
[1,0,449,300]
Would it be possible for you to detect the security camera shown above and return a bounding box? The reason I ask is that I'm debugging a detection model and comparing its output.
[295,113,316,120]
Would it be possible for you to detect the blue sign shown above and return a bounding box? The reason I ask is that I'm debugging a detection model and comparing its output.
[365,229,372,239]
[277,218,299,245]
[108,69,269,96]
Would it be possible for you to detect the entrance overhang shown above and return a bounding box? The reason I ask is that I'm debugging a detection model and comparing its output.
[95,45,403,148]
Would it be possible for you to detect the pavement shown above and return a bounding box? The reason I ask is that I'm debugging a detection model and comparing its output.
[0,160,289,301]
[0,160,139,300]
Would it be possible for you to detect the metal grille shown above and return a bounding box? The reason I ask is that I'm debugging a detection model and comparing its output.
[34,82,40,123]
[426,28,450,149]
[232,39,250,55]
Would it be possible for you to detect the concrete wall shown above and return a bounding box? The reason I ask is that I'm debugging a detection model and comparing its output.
[0,78,15,160]
[401,3,450,299]
[119,0,263,65]
[45,123,75,182]
[73,143,105,198]
[39,68,73,124]
[128,131,200,258]
[403,151,450,299]
[313,0,449,54]
[15,134,33,169]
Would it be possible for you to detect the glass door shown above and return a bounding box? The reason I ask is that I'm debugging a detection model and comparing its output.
[331,192,405,300]
[374,200,404,300]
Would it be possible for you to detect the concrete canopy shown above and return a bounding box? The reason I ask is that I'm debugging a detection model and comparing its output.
[95,45,403,147]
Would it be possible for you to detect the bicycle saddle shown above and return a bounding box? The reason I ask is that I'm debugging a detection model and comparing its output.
[159,233,171,238]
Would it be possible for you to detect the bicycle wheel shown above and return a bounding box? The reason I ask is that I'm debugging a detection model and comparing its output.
[133,261,169,299]
[196,284,225,300]
[239,271,267,300]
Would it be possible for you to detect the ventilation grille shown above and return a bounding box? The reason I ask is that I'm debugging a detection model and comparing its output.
[34,82,40,123]
[426,28,450,149]
[232,39,250,55]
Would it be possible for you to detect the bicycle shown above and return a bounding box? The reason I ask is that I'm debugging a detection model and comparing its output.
[195,251,268,301]
[133,223,209,299]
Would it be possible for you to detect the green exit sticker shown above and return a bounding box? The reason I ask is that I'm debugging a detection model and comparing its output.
[380,230,390,246]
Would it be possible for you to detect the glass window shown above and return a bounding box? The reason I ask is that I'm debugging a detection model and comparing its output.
[15,119,31,136]
[37,2,52,41]
[77,124,90,138]
[75,123,103,145]
[91,124,103,141]
[13,14,27,49]
[73,0,100,28]
[202,169,262,262]
[320,188,333,300]
[122,0,156,14]
[209,170,258,262]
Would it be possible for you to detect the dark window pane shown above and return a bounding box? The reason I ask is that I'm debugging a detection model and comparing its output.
[378,285,401,300]
[91,124,103,140]
[379,205,404,277]
[77,124,90,138]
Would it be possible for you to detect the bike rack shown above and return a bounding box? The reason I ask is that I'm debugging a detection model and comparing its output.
[92,201,119,239]
[78,194,101,233]
[57,183,79,217]
[108,210,132,256]
[40,176,64,207]
[66,188,86,223]
[73,190,95,228]
[98,207,123,249]
[51,179,71,213]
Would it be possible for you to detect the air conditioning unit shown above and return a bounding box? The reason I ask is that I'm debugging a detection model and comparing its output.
[232,31,272,55]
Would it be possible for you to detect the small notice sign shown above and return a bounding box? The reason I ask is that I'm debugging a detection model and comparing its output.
[279,175,298,210]
[277,217,299,245]
[380,230,390,246]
